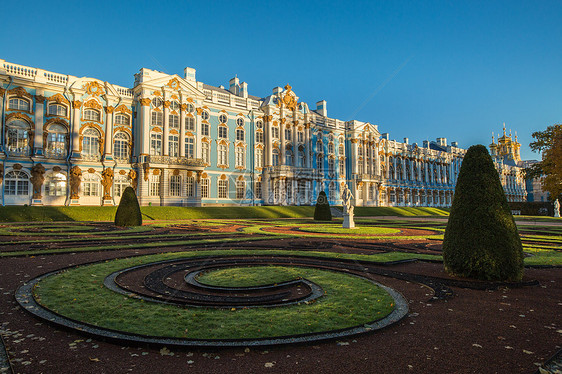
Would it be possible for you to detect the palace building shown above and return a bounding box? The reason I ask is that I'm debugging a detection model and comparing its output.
[0,58,522,207]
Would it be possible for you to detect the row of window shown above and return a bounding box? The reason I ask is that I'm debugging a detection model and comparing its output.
[146,176,249,200]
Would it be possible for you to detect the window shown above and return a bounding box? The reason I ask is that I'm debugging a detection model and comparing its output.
[236,128,244,142]
[218,179,227,199]
[170,175,181,196]
[48,104,67,117]
[235,147,245,168]
[236,180,245,199]
[236,118,244,127]
[329,182,336,201]
[218,125,227,139]
[151,111,163,126]
[44,172,66,196]
[115,114,129,125]
[358,159,364,173]
[169,114,179,128]
[201,111,209,121]
[328,134,334,142]
[201,178,209,198]
[8,98,30,111]
[297,131,304,143]
[202,142,210,164]
[168,135,179,157]
[45,125,68,158]
[150,132,162,155]
[317,154,324,171]
[185,116,195,131]
[255,148,263,168]
[185,137,194,158]
[339,159,345,176]
[170,101,179,111]
[82,128,101,160]
[328,158,335,172]
[358,145,363,157]
[285,128,291,141]
[82,174,100,197]
[255,181,262,199]
[286,150,293,166]
[149,175,160,196]
[298,150,305,167]
[114,176,129,197]
[201,122,209,136]
[256,131,263,143]
[113,132,130,161]
[272,126,279,139]
[186,103,194,113]
[328,143,334,154]
[186,176,194,197]
[4,171,29,195]
[218,144,228,166]
[272,149,279,166]
[338,144,344,156]
[316,141,323,153]
[219,114,228,124]
[152,97,163,108]
[6,120,31,156]
[84,109,101,122]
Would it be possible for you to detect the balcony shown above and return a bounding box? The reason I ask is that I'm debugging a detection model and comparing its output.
[266,165,320,179]
[145,155,206,169]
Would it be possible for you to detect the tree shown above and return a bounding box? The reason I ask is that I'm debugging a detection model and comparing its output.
[443,145,524,281]
[525,124,562,200]
[313,191,332,221]
[114,187,142,227]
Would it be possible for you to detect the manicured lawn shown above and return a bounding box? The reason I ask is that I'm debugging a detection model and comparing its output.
[35,253,396,340]
[197,266,302,287]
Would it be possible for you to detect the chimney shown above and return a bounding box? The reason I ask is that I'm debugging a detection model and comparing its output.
[229,77,239,95]
[382,133,390,140]
[423,140,429,148]
[451,141,458,147]
[436,137,447,147]
[316,100,327,117]
[184,67,196,82]
[403,137,409,145]
[273,86,283,95]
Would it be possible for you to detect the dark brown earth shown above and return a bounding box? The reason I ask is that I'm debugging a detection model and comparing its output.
[0,226,560,374]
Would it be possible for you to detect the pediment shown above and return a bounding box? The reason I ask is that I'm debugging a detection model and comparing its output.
[138,75,205,99]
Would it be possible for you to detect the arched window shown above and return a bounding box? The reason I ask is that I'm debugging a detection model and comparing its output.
[82,128,101,160]
[236,179,245,199]
[170,101,179,111]
[285,150,293,166]
[219,114,228,124]
[114,174,129,197]
[328,143,334,154]
[5,170,29,195]
[255,148,263,168]
[185,136,195,158]
[44,172,66,196]
[218,144,228,166]
[396,162,403,180]
[329,182,336,201]
[48,103,67,117]
[45,124,68,158]
[84,109,101,122]
[8,97,30,111]
[115,114,130,126]
[150,132,162,155]
[316,140,323,153]
[272,149,279,166]
[328,158,335,172]
[202,142,210,164]
[6,120,31,156]
[338,144,344,156]
[339,159,345,176]
[235,146,245,168]
[113,132,130,161]
[317,154,324,171]
[298,150,305,167]
[82,173,100,197]
[170,175,182,196]
[168,135,179,157]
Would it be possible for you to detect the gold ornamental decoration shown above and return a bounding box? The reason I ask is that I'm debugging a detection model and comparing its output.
[128,169,138,191]
[8,86,33,100]
[69,166,82,199]
[101,168,114,200]
[166,78,181,90]
[163,101,171,109]
[30,164,46,199]
[0,88,5,97]
[105,106,114,114]
[140,98,151,106]
[6,112,33,124]
[114,104,132,114]
[84,99,102,110]
[83,81,105,96]
[279,84,298,111]
[72,101,82,109]
[35,95,46,104]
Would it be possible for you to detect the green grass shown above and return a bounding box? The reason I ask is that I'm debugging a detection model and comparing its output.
[353,207,450,217]
[196,266,302,287]
[298,226,401,235]
[35,253,396,339]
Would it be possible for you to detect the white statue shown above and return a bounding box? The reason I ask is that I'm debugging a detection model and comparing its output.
[342,184,356,229]
[554,199,560,218]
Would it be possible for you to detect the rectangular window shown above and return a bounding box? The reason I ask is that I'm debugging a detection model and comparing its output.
[201,123,209,136]
[339,160,345,176]
[255,181,262,199]
[201,179,209,198]
[272,127,279,139]
[236,182,245,199]
[256,131,263,143]
[185,137,194,158]
[83,182,99,197]
[151,111,163,126]
[186,177,194,197]
[169,114,179,128]
[202,142,210,164]
[150,133,162,155]
[185,117,195,131]
[170,175,181,196]
[297,131,304,143]
[218,180,227,199]
[149,179,160,196]
[168,135,179,157]
[218,126,227,139]
[236,129,244,142]
[285,129,291,141]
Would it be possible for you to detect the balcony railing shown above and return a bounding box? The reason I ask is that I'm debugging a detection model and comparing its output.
[146,155,205,167]
[266,165,320,179]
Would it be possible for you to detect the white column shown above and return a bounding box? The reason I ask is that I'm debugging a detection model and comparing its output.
[71,101,81,157]
[179,105,186,157]
[104,105,114,159]
[139,98,151,158]
[163,101,170,156]
[304,124,310,168]
[34,93,45,155]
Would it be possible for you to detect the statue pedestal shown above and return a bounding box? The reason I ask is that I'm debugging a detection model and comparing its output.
[555,211,560,218]
[342,212,356,229]
[103,199,114,206]
[31,199,42,206]
[69,199,80,206]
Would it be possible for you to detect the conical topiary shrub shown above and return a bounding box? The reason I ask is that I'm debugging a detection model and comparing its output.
[114,186,142,227]
[443,145,524,281]
[314,191,332,221]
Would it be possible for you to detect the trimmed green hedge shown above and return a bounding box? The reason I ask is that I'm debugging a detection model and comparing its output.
[314,191,332,221]
[443,145,524,281]
[114,187,142,227]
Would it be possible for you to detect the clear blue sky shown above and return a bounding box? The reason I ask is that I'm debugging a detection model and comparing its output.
[3,0,561,160]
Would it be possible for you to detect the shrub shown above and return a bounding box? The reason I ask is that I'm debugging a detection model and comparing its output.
[314,191,332,221]
[114,187,142,227]
[443,145,524,281]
